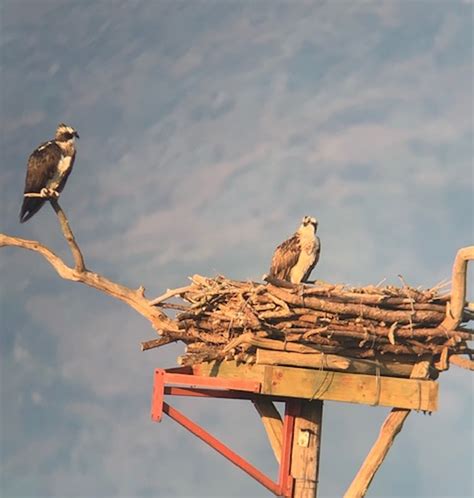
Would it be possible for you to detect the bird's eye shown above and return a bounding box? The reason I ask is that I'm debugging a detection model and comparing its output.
[64,132,73,139]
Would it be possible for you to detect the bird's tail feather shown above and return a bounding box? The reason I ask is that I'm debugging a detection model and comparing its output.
[19,197,46,223]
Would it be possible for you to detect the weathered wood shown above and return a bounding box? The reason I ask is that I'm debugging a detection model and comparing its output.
[256,349,417,378]
[449,354,474,371]
[49,199,86,272]
[291,400,323,498]
[344,361,431,498]
[0,236,175,334]
[440,246,474,331]
[256,349,351,371]
[141,336,176,351]
[222,333,329,354]
[344,408,410,498]
[267,285,445,325]
[252,399,283,464]
[150,285,194,305]
[192,361,438,411]
[138,252,471,364]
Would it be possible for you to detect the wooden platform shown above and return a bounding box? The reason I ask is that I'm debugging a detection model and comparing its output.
[193,361,438,412]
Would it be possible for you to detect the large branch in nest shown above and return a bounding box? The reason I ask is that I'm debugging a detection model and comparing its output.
[267,285,445,324]
[440,246,474,331]
[0,201,176,333]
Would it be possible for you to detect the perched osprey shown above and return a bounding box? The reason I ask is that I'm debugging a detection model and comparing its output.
[19,123,79,223]
[268,216,321,284]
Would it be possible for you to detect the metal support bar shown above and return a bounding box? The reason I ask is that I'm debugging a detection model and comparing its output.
[163,402,286,496]
[279,401,300,496]
[151,368,260,422]
[150,367,297,497]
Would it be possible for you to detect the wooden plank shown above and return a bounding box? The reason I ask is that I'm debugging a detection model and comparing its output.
[257,349,351,371]
[252,399,283,464]
[192,361,438,412]
[256,349,416,378]
[193,361,265,382]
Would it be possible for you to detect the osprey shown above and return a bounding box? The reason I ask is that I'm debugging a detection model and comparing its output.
[268,216,321,284]
[19,123,79,223]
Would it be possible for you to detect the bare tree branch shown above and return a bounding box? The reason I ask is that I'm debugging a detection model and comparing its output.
[0,220,177,334]
[440,246,474,331]
[49,199,86,272]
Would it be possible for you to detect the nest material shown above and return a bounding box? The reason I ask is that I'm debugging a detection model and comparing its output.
[146,275,473,373]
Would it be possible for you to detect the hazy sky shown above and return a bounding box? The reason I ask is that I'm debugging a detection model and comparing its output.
[0,1,472,497]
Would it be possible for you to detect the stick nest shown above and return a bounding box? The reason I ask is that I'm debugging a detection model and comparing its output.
[145,275,473,373]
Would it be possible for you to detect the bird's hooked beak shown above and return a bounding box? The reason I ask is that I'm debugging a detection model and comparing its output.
[73,131,80,139]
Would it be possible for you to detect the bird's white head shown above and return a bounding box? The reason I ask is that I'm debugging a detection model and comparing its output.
[55,123,80,143]
[300,215,318,232]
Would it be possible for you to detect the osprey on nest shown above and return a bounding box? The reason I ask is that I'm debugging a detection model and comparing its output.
[268,216,321,284]
[19,123,79,223]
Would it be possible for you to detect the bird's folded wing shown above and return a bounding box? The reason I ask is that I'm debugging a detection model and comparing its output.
[23,141,62,194]
[269,235,301,280]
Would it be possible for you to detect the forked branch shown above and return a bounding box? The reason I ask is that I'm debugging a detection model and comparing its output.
[0,202,177,333]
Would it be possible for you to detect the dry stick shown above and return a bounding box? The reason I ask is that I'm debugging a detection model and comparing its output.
[150,285,194,305]
[267,285,445,324]
[343,360,430,498]
[449,354,474,371]
[301,291,447,310]
[440,246,474,332]
[256,348,351,371]
[141,336,177,351]
[0,233,176,333]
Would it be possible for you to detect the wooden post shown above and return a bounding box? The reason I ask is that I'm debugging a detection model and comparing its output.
[343,408,410,498]
[343,361,431,498]
[291,400,323,498]
[252,399,283,464]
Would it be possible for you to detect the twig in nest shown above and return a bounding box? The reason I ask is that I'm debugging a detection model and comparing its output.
[141,336,177,351]
[150,285,194,305]
[398,274,415,332]
[449,355,474,371]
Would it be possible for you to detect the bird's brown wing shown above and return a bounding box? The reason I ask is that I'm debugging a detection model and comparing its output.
[19,141,62,223]
[23,141,62,193]
[268,235,301,281]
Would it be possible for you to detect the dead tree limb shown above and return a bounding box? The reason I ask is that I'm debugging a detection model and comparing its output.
[0,204,177,334]
[49,199,86,272]
[440,246,474,331]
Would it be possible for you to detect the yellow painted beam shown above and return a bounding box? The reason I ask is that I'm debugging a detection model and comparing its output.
[192,361,438,412]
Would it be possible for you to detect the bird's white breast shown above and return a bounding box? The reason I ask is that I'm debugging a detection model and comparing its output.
[47,155,73,190]
[289,228,318,284]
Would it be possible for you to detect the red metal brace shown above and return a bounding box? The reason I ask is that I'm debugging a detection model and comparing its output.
[150,367,299,497]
